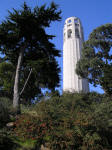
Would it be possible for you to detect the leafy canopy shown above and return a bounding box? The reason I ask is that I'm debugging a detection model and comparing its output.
[0,2,61,102]
[76,24,112,96]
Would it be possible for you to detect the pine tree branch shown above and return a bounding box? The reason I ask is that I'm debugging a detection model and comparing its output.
[20,68,32,96]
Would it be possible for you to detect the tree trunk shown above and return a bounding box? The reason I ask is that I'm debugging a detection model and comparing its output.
[13,46,25,113]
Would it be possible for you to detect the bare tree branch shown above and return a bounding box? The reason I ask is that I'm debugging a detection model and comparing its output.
[20,68,32,96]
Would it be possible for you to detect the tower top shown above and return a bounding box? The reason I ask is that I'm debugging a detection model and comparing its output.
[64,17,81,24]
[63,17,84,42]
[63,17,84,41]
[64,17,83,31]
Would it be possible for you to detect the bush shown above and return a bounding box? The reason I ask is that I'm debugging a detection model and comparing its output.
[13,93,112,149]
[0,128,20,150]
[0,97,11,128]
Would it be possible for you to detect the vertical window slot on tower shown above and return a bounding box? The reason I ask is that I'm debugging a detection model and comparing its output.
[68,29,72,38]
[75,28,80,38]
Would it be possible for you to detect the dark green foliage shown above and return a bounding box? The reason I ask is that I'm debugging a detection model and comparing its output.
[0,102,9,127]
[0,2,61,77]
[0,61,40,104]
[0,97,11,128]
[0,129,20,150]
[13,93,112,150]
[0,2,61,109]
[76,24,112,96]
[0,62,15,98]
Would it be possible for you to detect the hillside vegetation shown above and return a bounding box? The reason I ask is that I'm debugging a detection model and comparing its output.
[0,92,112,150]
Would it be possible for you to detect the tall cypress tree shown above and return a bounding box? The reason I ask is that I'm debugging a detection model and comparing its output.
[0,2,61,113]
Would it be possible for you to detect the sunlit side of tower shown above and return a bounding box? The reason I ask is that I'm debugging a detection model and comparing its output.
[63,17,89,92]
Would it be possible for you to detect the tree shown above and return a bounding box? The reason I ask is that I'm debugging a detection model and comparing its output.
[0,59,60,104]
[76,24,112,96]
[0,2,61,113]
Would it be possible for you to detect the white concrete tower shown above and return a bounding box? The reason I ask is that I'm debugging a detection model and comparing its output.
[63,17,89,93]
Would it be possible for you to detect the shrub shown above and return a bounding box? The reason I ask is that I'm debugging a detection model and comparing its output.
[0,128,20,150]
[0,97,11,128]
[13,93,112,149]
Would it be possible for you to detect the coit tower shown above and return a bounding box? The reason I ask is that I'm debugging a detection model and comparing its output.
[63,17,89,92]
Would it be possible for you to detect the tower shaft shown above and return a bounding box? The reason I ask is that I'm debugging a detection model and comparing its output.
[63,17,89,92]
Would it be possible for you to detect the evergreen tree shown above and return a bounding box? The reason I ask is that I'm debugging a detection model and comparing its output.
[76,24,112,96]
[0,2,61,112]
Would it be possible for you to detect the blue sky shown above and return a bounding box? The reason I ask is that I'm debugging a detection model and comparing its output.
[0,0,112,93]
